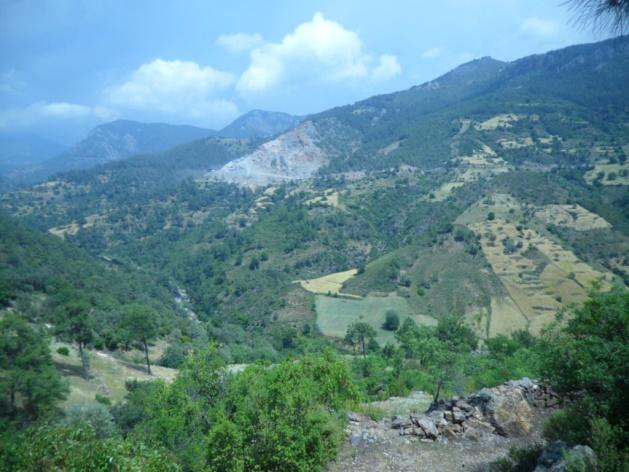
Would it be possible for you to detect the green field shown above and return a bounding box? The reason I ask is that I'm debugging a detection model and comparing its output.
[52,341,177,409]
[315,292,437,345]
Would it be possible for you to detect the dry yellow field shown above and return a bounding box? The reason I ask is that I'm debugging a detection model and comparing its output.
[306,190,340,208]
[489,297,528,337]
[584,162,629,186]
[297,268,360,298]
[534,204,611,230]
[475,113,522,130]
[429,146,510,201]
[497,137,534,149]
[468,216,612,335]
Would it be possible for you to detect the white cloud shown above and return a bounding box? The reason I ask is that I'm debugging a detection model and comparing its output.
[108,59,234,110]
[237,12,398,93]
[421,47,445,59]
[216,33,264,53]
[519,17,560,38]
[106,59,238,125]
[372,54,401,81]
[0,101,116,128]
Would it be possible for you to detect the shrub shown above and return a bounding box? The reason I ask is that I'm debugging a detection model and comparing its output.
[382,310,400,331]
[56,346,70,356]
[61,404,117,439]
[488,444,543,472]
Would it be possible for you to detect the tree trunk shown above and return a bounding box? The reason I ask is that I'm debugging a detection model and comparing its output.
[143,339,152,375]
[9,386,15,412]
[78,341,90,377]
[433,378,443,405]
[361,338,366,358]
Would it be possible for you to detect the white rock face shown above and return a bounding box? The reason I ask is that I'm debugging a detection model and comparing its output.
[209,121,327,186]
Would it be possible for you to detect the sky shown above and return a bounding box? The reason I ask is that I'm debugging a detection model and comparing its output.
[0,0,610,144]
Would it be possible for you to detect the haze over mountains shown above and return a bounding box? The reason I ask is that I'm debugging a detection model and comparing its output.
[0,109,302,189]
[3,35,627,339]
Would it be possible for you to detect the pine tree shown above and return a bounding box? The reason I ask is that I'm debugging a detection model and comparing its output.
[121,304,159,375]
[0,313,67,420]
[54,299,94,377]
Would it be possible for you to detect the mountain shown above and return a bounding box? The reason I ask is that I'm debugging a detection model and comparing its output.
[2,36,628,359]
[207,36,629,185]
[219,109,302,139]
[0,132,67,170]
[6,120,216,187]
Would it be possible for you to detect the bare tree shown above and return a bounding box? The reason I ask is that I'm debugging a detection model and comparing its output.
[565,0,629,34]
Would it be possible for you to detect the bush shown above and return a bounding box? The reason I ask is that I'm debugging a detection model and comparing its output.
[0,424,179,471]
[382,310,400,331]
[95,393,111,406]
[56,346,70,356]
[488,444,543,472]
[61,404,117,439]
[543,409,591,446]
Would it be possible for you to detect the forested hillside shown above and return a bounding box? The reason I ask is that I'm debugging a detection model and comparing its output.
[1,33,628,471]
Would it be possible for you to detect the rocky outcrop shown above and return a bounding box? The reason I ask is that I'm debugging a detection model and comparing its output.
[390,377,555,442]
[210,121,327,186]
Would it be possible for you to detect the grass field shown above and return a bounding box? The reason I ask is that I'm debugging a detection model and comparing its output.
[315,292,437,345]
[52,341,177,409]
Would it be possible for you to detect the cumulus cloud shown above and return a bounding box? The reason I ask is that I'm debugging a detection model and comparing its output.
[519,17,560,38]
[0,101,116,128]
[107,59,234,110]
[216,33,264,53]
[106,59,238,125]
[237,12,399,93]
[372,54,402,81]
[421,47,445,59]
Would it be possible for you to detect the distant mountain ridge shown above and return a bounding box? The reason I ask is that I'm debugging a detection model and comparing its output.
[206,35,629,185]
[219,110,302,139]
[1,110,302,189]
[0,132,67,170]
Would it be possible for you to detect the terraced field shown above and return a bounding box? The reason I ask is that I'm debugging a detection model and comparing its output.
[430,144,510,201]
[467,216,612,334]
[534,204,611,230]
[584,161,629,185]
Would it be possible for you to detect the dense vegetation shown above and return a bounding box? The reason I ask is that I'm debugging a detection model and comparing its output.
[1,291,626,471]
[0,35,628,471]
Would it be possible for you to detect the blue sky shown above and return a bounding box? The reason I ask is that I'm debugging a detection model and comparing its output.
[0,0,609,143]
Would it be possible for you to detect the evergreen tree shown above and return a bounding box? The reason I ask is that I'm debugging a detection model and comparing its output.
[54,298,94,376]
[0,313,67,421]
[121,304,159,375]
[345,322,377,358]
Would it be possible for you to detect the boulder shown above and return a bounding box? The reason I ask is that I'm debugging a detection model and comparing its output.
[452,410,467,423]
[463,417,495,435]
[469,386,533,436]
[416,417,439,440]
[391,415,412,429]
[346,412,362,423]
[456,400,473,412]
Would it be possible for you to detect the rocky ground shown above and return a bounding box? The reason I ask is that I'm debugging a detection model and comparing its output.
[328,379,559,472]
